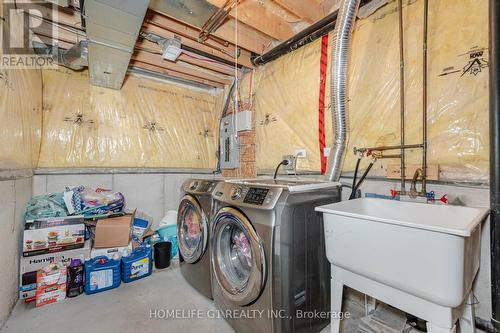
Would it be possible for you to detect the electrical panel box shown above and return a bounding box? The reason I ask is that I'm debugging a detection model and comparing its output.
[234,110,253,131]
[220,114,240,169]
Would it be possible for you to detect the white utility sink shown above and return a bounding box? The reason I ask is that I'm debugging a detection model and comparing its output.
[316,198,489,333]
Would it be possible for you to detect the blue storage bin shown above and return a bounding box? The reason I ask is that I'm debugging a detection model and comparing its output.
[156,225,178,258]
[85,256,121,295]
[121,246,152,283]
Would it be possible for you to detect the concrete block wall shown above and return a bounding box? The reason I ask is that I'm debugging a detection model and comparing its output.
[0,177,33,326]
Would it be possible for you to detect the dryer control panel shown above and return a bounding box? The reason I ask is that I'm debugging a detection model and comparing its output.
[243,188,269,205]
[213,182,283,210]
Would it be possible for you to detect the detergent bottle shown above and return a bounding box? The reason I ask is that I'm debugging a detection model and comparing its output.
[84,256,121,294]
[121,245,152,283]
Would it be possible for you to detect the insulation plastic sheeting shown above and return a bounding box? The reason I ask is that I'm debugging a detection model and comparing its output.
[0,0,43,178]
[250,0,488,182]
[38,69,224,168]
[239,38,334,172]
[0,68,43,176]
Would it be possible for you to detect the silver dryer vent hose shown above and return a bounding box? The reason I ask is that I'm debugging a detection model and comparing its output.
[325,0,361,182]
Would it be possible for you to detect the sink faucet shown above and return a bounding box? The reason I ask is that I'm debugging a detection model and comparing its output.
[409,168,423,198]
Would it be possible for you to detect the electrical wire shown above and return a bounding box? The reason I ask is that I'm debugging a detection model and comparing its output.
[273,160,290,180]
[350,156,361,199]
[350,159,376,200]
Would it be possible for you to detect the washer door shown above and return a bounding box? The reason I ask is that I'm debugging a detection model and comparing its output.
[177,195,208,264]
[211,207,266,306]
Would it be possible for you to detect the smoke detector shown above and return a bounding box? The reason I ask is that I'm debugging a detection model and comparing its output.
[159,38,182,61]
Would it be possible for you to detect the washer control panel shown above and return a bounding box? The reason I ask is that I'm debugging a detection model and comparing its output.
[213,182,283,210]
[183,179,217,195]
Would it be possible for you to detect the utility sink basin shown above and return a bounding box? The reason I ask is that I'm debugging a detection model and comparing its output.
[316,197,489,308]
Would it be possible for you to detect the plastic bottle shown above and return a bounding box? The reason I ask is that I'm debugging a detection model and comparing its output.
[66,259,84,297]
[121,245,152,283]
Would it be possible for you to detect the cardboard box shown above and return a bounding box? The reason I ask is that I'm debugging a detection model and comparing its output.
[23,216,85,257]
[35,262,67,307]
[91,214,133,248]
[19,241,90,302]
[90,242,132,259]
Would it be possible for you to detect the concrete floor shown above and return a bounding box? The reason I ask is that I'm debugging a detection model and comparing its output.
[1,262,366,333]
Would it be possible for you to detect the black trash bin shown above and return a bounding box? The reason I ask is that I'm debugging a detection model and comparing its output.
[154,241,172,269]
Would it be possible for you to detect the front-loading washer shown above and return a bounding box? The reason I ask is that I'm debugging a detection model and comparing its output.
[177,178,221,299]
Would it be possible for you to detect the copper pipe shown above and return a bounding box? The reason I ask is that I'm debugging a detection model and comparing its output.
[375,154,402,159]
[199,0,238,43]
[354,143,423,153]
[398,0,406,193]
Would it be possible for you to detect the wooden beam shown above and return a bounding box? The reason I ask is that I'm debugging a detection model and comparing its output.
[135,39,236,76]
[318,0,341,14]
[147,9,272,55]
[214,18,274,54]
[23,1,84,29]
[205,0,295,40]
[130,61,225,88]
[31,20,83,45]
[144,12,254,68]
[33,33,74,49]
[272,0,326,23]
[132,50,233,86]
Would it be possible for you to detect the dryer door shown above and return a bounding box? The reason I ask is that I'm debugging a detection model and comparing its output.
[177,195,208,264]
[211,207,266,306]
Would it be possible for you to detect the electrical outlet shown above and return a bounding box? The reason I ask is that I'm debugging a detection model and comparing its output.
[295,149,306,158]
[282,155,296,171]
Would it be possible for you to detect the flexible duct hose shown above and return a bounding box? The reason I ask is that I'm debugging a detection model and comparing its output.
[325,0,361,182]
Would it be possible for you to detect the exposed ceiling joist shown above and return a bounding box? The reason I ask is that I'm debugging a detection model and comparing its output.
[132,50,233,86]
[213,18,273,54]
[272,0,326,23]
[147,10,272,55]
[34,33,74,49]
[205,0,296,40]
[31,20,83,46]
[143,20,254,68]
[131,61,224,88]
[135,39,236,76]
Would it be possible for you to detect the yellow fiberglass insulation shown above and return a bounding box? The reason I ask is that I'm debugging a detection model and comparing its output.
[0,68,43,173]
[250,0,488,182]
[38,68,225,169]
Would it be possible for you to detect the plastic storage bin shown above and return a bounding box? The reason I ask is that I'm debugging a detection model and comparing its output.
[84,256,121,295]
[156,225,178,258]
[121,246,152,283]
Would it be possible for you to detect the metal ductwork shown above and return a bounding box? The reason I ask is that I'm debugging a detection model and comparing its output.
[325,0,362,182]
[61,40,88,70]
[32,40,88,71]
[84,0,149,89]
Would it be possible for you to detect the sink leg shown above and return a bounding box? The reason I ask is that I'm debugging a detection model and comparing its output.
[458,292,476,333]
[331,280,344,333]
[426,322,457,333]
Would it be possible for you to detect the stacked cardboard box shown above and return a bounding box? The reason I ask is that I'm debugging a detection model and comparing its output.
[20,216,89,302]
